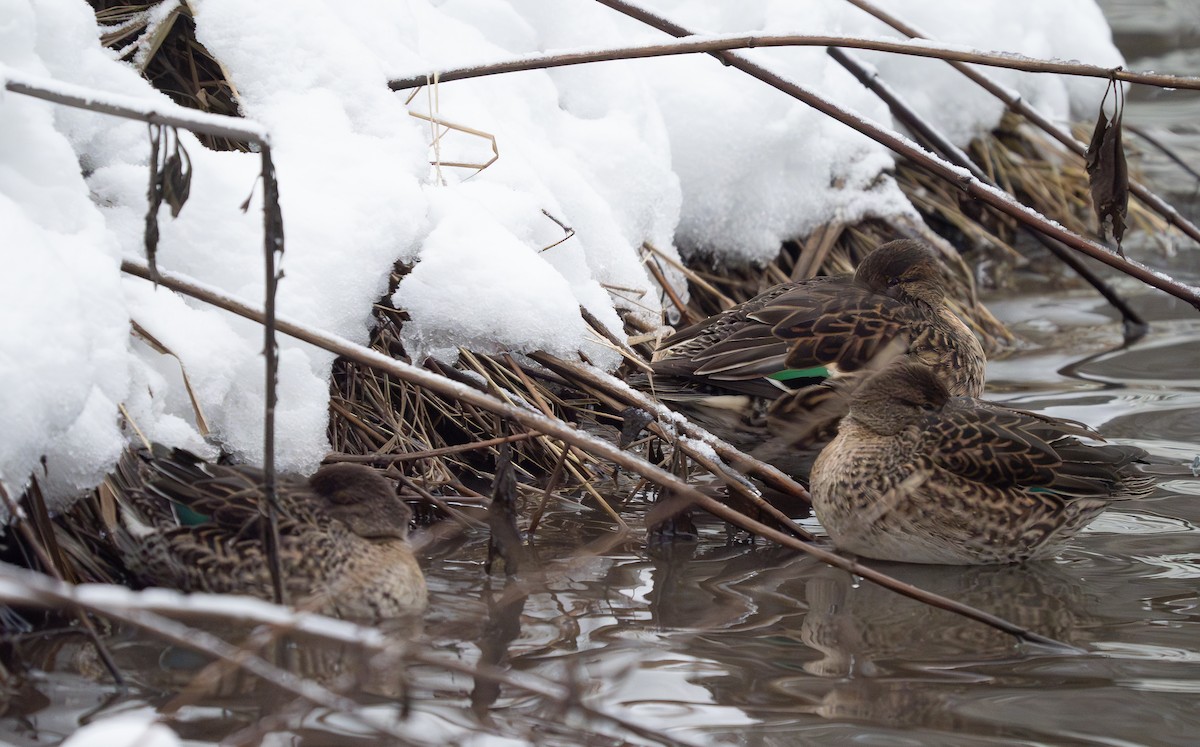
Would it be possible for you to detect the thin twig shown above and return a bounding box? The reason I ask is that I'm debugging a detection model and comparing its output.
[791,222,844,280]
[644,252,696,326]
[130,319,211,434]
[326,432,537,463]
[593,0,1200,310]
[828,46,1147,337]
[1128,123,1200,185]
[0,485,125,687]
[579,305,653,373]
[841,0,1200,250]
[642,241,736,309]
[527,446,570,537]
[386,32,1200,92]
[0,563,410,739]
[121,257,1070,646]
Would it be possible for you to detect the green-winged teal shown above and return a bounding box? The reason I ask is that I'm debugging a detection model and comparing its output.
[810,361,1154,564]
[117,448,427,619]
[653,239,983,397]
[645,239,985,475]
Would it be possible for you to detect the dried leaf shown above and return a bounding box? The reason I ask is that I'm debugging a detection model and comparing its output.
[260,147,285,255]
[239,174,261,212]
[144,127,193,281]
[162,133,192,218]
[130,319,211,435]
[1085,81,1129,256]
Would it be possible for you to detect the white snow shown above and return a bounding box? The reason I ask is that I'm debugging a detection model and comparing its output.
[59,707,180,747]
[0,0,1123,511]
[0,569,397,648]
[604,0,1123,262]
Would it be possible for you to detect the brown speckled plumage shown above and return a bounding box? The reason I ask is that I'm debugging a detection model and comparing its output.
[643,240,985,478]
[651,239,985,399]
[118,448,427,619]
[811,362,1154,564]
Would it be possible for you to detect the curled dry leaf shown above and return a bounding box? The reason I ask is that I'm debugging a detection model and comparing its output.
[1085,79,1129,256]
[144,126,193,280]
[162,134,192,218]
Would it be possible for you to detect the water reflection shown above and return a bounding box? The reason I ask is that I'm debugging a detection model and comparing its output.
[4,321,1199,745]
[469,578,528,718]
[1060,329,1200,388]
[651,554,1088,688]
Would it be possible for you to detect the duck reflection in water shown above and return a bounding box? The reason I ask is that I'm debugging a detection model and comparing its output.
[632,550,1096,734]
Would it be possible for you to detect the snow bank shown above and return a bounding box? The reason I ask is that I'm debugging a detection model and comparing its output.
[621,0,1124,262]
[0,0,1122,510]
[0,0,131,504]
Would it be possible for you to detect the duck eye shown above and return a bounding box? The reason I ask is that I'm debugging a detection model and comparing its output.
[887,276,902,287]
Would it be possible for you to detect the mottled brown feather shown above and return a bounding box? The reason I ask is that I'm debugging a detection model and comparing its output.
[639,241,986,480]
[651,240,983,395]
[116,447,427,619]
[811,362,1154,564]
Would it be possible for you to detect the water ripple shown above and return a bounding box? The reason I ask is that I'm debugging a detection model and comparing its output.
[1132,553,1200,579]
[1091,641,1200,663]
[1083,510,1196,535]
[1117,677,1200,694]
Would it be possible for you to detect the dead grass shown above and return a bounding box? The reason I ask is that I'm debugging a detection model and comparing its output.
[90,0,248,151]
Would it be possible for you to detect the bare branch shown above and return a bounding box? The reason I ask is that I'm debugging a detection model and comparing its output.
[388,32,1200,92]
[826,46,1147,337]
[592,0,1200,311]
[0,562,411,739]
[120,257,1075,647]
[258,144,286,605]
[2,66,267,144]
[841,0,1200,254]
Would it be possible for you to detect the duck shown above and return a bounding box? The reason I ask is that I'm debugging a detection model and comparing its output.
[809,361,1154,564]
[644,239,985,475]
[116,447,427,619]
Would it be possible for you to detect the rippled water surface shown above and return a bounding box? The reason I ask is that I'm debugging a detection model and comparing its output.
[5,4,1200,746]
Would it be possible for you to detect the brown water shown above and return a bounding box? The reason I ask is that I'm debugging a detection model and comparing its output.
[5,4,1200,746]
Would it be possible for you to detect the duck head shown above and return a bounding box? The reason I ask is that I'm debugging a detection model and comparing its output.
[309,463,412,541]
[847,360,950,436]
[854,240,948,308]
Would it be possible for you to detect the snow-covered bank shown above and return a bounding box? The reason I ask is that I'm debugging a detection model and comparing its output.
[0,0,1122,511]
